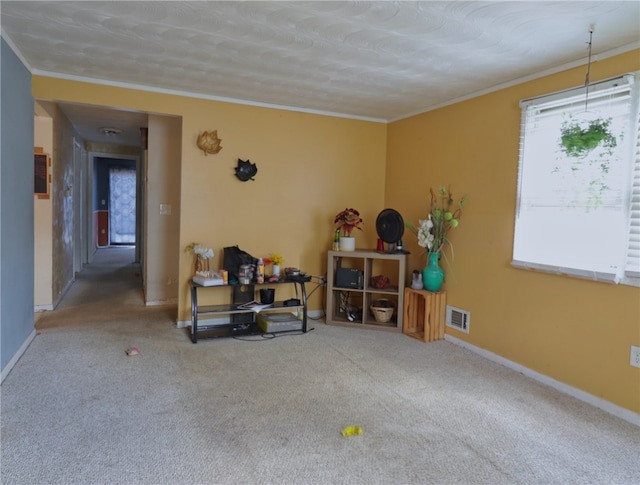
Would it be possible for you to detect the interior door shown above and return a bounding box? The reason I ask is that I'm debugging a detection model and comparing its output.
[109,167,136,244]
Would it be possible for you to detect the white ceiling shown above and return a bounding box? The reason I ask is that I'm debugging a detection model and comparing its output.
[2,1,639,146]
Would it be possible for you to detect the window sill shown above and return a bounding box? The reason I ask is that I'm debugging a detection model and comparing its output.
[511,260,640,288]
[619,276,640,288]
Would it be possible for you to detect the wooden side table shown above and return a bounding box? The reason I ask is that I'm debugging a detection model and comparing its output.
[403,288,446,342]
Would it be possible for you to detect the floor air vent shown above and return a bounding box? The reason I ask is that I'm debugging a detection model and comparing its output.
[446,305,470,333]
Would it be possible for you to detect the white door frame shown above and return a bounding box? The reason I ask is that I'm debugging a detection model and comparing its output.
[73,138,87,272]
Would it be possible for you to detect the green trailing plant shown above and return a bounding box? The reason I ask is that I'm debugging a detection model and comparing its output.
[554,116,622,209]
[560,117,617,158]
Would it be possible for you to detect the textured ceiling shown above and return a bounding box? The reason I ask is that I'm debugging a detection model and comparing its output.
[2,1,639,145]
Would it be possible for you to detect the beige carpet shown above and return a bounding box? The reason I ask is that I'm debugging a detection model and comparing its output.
[1,247,639,485]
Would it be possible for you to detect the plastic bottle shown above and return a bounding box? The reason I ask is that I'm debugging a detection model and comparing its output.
[256,258,265,284]
[333,229,340,251]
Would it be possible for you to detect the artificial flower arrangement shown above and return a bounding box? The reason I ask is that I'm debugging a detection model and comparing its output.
[185,242,214,273]
[262,253,284,281]
[265,253,284,266]
[407,186,467,258]
[334,208,363,237]
[186,242,214,259]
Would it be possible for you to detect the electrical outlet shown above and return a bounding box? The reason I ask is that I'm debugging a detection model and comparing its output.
[631,345,640,368]
[319,275,327,286]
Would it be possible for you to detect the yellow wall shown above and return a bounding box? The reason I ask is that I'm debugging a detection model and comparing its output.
[386,49,640,413]
[33,76,387,320]
[32,50,639,414]
[144,114,182,304]
[34,105,53,309]
[50,103,79,304]
[177,102,386,315]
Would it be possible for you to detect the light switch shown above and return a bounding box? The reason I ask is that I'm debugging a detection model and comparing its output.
[160,204,171,215]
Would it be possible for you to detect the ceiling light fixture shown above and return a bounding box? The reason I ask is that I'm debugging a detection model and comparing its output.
[100,127,122,136]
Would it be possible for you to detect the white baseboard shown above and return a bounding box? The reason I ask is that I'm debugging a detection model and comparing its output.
[145,299,178,307]
[1,329,37,384]
[34,304,54,312]
[52,278,74,310]
[444,334,640,427]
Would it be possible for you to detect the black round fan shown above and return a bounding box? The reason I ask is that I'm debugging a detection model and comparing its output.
[376,209,405,244]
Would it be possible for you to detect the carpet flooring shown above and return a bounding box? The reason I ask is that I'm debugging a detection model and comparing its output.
[1,247,639,485]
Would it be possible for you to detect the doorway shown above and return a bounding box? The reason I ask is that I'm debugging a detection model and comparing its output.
[92,156,140,257]
[109,166,136,244]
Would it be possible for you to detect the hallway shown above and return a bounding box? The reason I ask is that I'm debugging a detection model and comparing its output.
[35,246,172,332]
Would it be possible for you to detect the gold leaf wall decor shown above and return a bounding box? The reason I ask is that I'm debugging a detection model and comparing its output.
[197,130,223,155]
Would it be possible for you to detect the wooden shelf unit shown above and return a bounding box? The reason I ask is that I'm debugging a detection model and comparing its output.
[325,249,408,332]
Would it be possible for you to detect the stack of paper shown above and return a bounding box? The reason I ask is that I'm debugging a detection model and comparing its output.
[236,300,272,312]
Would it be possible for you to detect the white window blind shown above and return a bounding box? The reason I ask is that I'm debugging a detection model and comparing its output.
[626,107,640,277]
[513,74,640,284]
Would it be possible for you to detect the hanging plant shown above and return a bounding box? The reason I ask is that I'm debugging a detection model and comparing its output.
[559,117,617,158]
[551,30,623,209]
[553,115,623,209]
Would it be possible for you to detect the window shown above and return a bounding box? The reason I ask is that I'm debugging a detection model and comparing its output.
[513,73,640,285]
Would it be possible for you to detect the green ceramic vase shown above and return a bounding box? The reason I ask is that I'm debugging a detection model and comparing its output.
[422,252,444,292]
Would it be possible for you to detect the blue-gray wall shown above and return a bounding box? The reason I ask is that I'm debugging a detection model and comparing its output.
[1,37,35,375]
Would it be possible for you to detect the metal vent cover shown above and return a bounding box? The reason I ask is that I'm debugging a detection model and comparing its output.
[446,305,470,333]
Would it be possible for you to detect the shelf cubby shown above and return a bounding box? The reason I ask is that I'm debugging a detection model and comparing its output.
[326,250,407,332]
